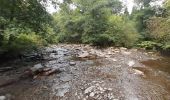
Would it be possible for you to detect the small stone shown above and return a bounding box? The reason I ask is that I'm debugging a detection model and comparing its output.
[114,50,120,53]
[107,51,112,55]
[100,91,103,94]
[75,92,77,96]
[133,69,144,76]
[84,86,95,94]
[89,92,95,97]
[42,86,48,89]
[0,96,6,100]
[77,96,80,99]
[105,55,110,58]
[69,62,76,66]
[122,51,131,55]
[95,95,100,99]
[86,96,89,98]
[104,88,107,90]
[127,61,135,67]
[131,49,138,52]
[83,98,86,100]
[99,87,104,91]
[31,63,44,72]
[120,47,127,50]
[54,83,70,97]
[98,96,102,99]
[111,58,117,61]
[108,88,112,91]
[108,93,114,99]
[78,52,89,58]
[95,83,100,86]
[60,73,72,82]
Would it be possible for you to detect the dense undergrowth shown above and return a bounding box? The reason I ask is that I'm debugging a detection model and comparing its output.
[0,0,170,58]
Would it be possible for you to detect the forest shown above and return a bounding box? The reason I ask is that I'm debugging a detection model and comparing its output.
[0,0,170,57]
[1,0,170,99]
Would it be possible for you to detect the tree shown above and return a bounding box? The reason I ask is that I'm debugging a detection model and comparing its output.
[0,0,55,56]
[134,0,159,8]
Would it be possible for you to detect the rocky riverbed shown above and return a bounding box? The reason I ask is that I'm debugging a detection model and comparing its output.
[0,44,170,100]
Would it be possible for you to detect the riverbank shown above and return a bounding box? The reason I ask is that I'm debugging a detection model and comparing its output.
[0,44,170,100]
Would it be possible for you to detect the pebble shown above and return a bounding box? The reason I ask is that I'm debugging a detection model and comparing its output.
[127,61,135,67]
[89,92,95,97]
[122,51,131,55]
[133,69,144,76]
[84,86,95,94]
[108,88,112,91]
[111,58,117,61]
[83,98,86,100]
[69,62,76,66]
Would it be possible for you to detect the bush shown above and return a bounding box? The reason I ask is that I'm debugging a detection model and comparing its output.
[3,33,44,56]
[122,22,140,47]
[162,41,170,50]
[0,26,45,56]
[138,41,161,50]
[82,33,114,46]
[105,15,139,47]
[44,26,59,44]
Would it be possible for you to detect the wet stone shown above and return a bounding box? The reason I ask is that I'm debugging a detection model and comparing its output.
[53,82,70,97]
[59,73,73,82]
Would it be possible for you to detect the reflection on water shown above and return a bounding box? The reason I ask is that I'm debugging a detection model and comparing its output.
[142,57,170,74]
[141,57,170,95]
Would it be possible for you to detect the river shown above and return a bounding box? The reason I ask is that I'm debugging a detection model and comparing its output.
[0,44,170,100]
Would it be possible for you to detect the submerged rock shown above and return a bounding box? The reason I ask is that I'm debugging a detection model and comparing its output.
[60,73,72,82]
[54,83,70,97]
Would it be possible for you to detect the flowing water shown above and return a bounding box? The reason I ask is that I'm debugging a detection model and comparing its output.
[0,44,170,100]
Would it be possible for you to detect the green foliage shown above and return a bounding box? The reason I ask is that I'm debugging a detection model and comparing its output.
[0,0,57,57]
[54,0,139,47]
[104,15,139,47]
[82,33,114,46]
[0,0,52,32]
[164,0,170,9]
[6,33,43,53]
[146,17,170,42]
[131,0,170,50]
[0,26,45,56]
[130,7,155,33]
[1,0,169,57]
[138,41,160,50]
